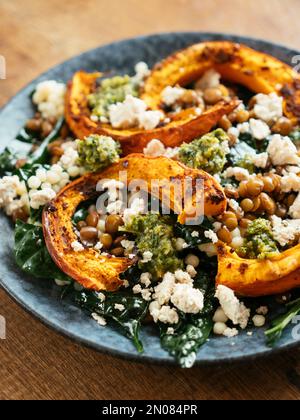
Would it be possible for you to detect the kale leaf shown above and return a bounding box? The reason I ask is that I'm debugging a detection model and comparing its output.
[265,297,300,346]
[160,267,216,368]
[0,148,18,176]
[14,220,71,282]
[74,289,149,352]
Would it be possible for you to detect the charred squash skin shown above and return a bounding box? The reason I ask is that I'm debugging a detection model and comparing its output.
[43,155,226,291]
[141,41,300,124]
[216,242,300,297]
[65,70,239,154]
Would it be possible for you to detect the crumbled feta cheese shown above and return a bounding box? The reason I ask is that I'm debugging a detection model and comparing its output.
[141,251,153,263]
[249,118,271,140]
[71,240,84,252]
[58,141,85,177]
[228,199,243,215]
[143,139,179,159]
[140,272,152,288]
[114,303,125,311]
[252,314,266,327]
[204,229,218,244]
[94,241,103,251]
[186,264,197,278]
[267,134,300,166]
[223,167,250,181]
[29,188,56,209]
[253,92,283,122]
[91,313,107,326]
[289,192,300,219]
[280,172,300,192]
[191,230,200,238]
[109,95,163,130]
[171,283,204,314]
[213,221,222,232]
[196,69,221,90]
[97,292,106,302]
[0,175,28,216]
[175,237,189,251]
[153,272,175,305]
[215,285,250,329]
[122,279,130,288]
[123,197,145,224]
[256,306,268,316]
[251,152,268,168]
[167,327,175,335]
[132,62,150,85]
[121,239,135,253]
[271,215,300,246]
[132,284,142,294]
[223,327,239,338]
[141,288,152,301]
[161,86,185,106]
[33,80,66,119]
[174,269,193,285]
[149,301,179,324]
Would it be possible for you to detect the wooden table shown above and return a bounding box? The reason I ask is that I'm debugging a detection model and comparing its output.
[1,0,300,400]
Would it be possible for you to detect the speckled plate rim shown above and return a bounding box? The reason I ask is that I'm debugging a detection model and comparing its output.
[0,32,299,366]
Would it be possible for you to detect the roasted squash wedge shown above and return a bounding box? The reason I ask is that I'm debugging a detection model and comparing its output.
[142,41,300,124]
[43,154,226,291]
[216,242,300,297]
[65,71,238,155]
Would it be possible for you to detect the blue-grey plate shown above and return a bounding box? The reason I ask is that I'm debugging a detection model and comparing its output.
[0,32,299,365]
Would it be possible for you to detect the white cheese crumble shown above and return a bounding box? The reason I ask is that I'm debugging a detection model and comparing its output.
[109,95,163,130]
[0,175,28,216]
[161,86,185,106]
[280,173,300,192]
[58,141,85,178]
[29,188,56,210]
[223,327,239,338]
[223,167,250,181]
[252,314,266,327]
[97,292,106,302]
[71,241,84,252]
[141,251,153,263]
[256,306,268,316]
[132,62,150,85]
[271,214,300,246]
[175,237,189,251]
[249,118,271,140]
[140,272,152,288]
[171,284,204,314]
[153,272,175,305]
[33,80,66,120]
[149,301,179,324]
[213,307,228,323]
[267,134,300,166]
[289,193,300,219]
[253,92,283,122]
[196,69,221,90]
[91,313,107,326]
[143,139,179,159]
[123,197,145,224]
[204,229,218,244]
[114,303,125,312]
[174,269,193,285]
[215,285,250,329]
[251,152,269,169]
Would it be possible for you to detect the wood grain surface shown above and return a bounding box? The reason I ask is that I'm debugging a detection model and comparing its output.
[1,0,300,400]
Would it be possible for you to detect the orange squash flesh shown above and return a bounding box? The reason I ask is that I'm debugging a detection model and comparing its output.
[141,41,300,124]
[65,70,238,155]
[43,155,226,291]
[216,242,300,297]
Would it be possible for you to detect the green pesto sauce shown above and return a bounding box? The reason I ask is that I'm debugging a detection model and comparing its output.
[238,218,279,260]
[178,128,230,174]
[124,213,183,279]
[76,134,121,172]
[88,75,138,119]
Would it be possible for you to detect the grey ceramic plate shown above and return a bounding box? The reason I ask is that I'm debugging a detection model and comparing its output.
[0,32,299,365]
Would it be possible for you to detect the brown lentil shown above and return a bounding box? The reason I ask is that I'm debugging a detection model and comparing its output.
[239,218,252,229]
[259,192,276,215]
[262,176,275,193]
[285,193,297,208]
[26,118,42,132]
[100,233,113,249]
[272,117,293,136]
[251,196,261,212]
[224,184,239,199]
[246,177,264,197]
[80,226,98,242]
[77,221,87,230]
[15,158,27,169]
[275,203,287,218]
[113,235,127,247]
[240,198,254,212]
[236,109,250,123]
[203,87,223,105]
[238,181,249,197]
[41,120,53,138]
[110,247,125,257]
[218,115,232,131]
[88,204,97,214]
[105,214,124,235]
[86,211,99,227]
[217,227,232,244]
[11,207,28,223]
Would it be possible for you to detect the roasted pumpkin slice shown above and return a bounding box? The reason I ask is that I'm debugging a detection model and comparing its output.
[43,155,226,291]
[216,242,300,297]
[65,71,238,154]
[142,41,300,124]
